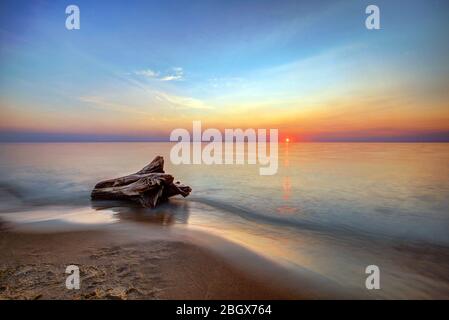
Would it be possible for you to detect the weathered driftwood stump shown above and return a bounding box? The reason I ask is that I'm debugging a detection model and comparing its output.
[91,156,191,208]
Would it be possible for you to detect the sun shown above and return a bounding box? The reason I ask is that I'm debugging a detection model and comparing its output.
[285,137,290,143]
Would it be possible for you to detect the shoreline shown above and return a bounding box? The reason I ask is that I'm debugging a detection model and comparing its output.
[0,220,324,300]
[2,202,448,299]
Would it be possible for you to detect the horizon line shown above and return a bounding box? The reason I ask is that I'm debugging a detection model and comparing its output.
[1,130,449,143]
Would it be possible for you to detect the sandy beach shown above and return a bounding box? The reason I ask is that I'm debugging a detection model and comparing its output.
[0,219,309,300]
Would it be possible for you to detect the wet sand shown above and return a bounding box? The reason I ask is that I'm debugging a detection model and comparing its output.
[0,221,307,300]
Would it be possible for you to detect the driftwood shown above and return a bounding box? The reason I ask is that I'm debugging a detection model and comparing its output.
[91,156,191,208]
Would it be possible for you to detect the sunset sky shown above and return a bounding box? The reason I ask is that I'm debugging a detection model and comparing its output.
[0,0,448,142]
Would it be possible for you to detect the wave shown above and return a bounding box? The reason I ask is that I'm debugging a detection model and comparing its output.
[2,179,448,247]
[0,180,90,210]
[189,196,376,237]
[187,196,449,247]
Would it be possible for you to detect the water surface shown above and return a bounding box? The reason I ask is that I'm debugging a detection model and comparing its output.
[1,142,448,298]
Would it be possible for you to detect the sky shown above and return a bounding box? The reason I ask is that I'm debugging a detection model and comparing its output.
[0,0,448,142]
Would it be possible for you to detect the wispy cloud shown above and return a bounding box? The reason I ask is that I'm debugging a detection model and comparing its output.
[155,91,212,110]
[79,96,153,116]
[134,67,184,81]
[208,77,245,88]
[160,67,184,81]
[134,69,160,78]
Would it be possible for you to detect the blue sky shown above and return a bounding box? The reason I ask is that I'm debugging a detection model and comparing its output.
[1,0,448,141]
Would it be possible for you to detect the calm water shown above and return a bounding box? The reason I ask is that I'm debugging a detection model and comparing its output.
[0,142,448,298]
